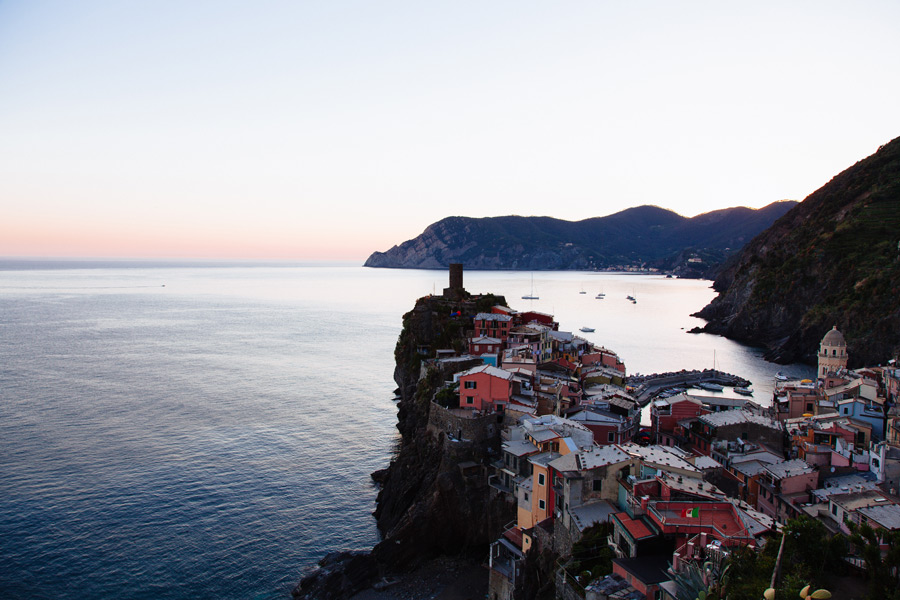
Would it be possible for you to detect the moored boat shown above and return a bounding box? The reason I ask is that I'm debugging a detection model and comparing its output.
[697,382,724,392]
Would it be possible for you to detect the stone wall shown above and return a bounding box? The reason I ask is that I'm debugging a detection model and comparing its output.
[555,568,587,600]
[427,402,503,445]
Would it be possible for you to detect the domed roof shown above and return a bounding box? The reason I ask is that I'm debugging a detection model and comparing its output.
[821,326,846,347]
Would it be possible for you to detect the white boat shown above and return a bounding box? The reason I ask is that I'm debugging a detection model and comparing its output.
[595,293,605,299]
[579,327,595,333]
[774,372,788,381]
[579,284,586,294]
[734,387,754,396]
[522,274,539,300]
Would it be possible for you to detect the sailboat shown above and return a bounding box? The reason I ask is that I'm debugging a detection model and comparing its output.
[522,274,539,300]
[579,284,586,295]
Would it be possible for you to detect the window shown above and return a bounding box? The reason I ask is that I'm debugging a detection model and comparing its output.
[608,432,615,443]
[464,381,477,389]
[466,396,474,405]
[474,345,480,352]
[592,479,602,492]
[806,403,813,412]
[539,499,546,510]
[831,504,838,516]
[538,473,545,486]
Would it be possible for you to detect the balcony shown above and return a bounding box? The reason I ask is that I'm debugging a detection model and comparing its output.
[489,474,513,495]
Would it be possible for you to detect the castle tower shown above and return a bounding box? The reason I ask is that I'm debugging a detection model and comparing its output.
[448,263,463,291]
[443,263,465,300]
[818,326,848,378]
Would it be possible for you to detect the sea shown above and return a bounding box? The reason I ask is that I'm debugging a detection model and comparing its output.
[0,262,814,600]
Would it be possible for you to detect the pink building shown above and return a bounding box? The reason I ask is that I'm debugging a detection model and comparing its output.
[469,336,502,356]
[651,394,708,444]
[473,313,513,342]
[756,459,818,523]
[458,364,515,412]
[581,350,626,373]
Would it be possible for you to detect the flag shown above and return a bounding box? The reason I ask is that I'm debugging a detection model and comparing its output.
[681,507,699,518]
[450,311,461,317]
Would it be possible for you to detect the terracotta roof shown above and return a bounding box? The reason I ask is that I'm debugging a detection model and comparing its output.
[614,512,655,540]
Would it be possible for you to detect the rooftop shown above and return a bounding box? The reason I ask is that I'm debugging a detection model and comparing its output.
[502,440,539,457]
[569,500,618,533]
[858,503,900,530]
[474,312,512,322]
[529,428,561,443]
[458,364,514,380]
[650,501,752,541]
[830,489,892,511]
[469,335,502,344]
[652,393,703,408]
[550,445,632,473]
[731,460,771,478]
[764,459,815,480]
[692,456,722,470]
[700,410,782,431]
[619,443,700,473]
[659,472,725,499]
[528,451,561,468]
[612,512,656,541]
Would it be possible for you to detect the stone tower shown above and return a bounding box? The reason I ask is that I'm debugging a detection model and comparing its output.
[818,326,848,378]
[443,263,465,300]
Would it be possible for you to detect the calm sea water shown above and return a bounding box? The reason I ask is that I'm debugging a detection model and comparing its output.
[0,263,813,599]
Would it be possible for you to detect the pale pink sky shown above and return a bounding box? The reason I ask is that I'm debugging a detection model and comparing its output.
[1,1,898,260]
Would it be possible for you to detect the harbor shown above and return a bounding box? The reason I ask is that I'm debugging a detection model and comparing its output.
[627,368,753,405]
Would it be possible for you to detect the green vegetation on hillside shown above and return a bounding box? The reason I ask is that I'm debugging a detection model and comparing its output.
[698,136,900,365]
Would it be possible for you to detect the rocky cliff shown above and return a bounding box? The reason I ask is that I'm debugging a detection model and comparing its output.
[294,293,515,599]
[364,203,796,276]
[693,136,900,366]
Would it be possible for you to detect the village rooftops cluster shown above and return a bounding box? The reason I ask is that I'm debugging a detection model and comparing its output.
[424,277,900,599]
[471,318,900,600]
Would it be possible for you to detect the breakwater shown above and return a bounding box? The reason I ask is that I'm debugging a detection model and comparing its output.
[627,369,751,405]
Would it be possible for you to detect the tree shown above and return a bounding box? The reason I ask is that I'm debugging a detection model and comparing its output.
[848,521,900,600]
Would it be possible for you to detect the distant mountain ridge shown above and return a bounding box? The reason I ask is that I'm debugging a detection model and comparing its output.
[364,202,797,276]
[694,136,900,366]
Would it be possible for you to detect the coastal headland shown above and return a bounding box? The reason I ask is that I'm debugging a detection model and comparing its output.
[294,273,752,599]
[295,264,893,600]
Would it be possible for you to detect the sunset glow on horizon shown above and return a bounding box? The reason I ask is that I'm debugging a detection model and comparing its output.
[2,1,899,261]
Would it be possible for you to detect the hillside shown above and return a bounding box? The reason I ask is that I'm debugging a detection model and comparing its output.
[364,203,796,277]
[693,136,900,366]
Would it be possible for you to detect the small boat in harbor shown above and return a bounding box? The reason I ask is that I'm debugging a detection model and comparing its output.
[697,382,724,392]
[734,386,754,396]
[595,293,605,299]
[774,372,788,382]
[579,327,595,333]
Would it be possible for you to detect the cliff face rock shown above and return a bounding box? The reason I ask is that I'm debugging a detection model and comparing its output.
[364,203,796,275]
[694,136,900,366]
[373,296,514,565]
[294,294,515,599]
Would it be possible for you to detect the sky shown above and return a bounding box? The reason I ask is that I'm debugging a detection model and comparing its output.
[1,1,898,261]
